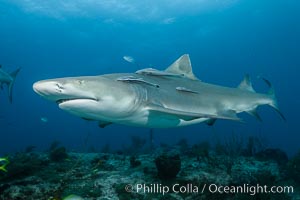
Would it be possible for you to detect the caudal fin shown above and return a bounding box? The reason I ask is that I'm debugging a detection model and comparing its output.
[262,78,286,121]
[8,68,21,103]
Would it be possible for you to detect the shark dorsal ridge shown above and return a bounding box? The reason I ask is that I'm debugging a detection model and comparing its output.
[165,54,198,80]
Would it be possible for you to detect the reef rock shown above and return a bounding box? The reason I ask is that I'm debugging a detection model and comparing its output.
[155,151,181,179]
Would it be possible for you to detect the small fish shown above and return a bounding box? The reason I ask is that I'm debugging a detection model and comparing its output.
[0,157,9,172]
[63,194,84,200]
[123,56,135,63]
[41,117,48,123]
[162,17,176,24]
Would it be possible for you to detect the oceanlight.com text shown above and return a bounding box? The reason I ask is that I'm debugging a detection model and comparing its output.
[208,184,294,196]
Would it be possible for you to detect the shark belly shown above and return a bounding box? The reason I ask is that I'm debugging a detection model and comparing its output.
[118,110,208,128]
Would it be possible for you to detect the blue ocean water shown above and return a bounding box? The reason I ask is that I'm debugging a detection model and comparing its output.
[0,0,299,156]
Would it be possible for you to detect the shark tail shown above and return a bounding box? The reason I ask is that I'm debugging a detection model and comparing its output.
[262,78,286,121]
[8,68,21,103]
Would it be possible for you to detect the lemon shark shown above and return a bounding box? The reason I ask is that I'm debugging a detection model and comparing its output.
[33,54,285,128]
[0,65,21,103]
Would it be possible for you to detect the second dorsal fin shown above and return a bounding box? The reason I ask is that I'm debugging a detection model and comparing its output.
[238,74,255,92]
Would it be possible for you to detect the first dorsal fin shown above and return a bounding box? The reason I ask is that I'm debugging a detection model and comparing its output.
[165,54,198,80]
[238,74,255,92]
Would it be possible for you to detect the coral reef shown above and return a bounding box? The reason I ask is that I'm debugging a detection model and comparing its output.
[1,153,48,181]
[49,142,68,162]
[129,156,141,168]
[255,148,288,166]
[0,141,299,200]
[287,150,300,184]
[155,150,181,179]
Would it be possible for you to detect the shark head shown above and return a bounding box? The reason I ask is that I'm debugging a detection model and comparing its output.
[33,75,139,122]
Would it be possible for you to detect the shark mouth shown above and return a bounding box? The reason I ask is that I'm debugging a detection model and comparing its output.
[56,98,98,105]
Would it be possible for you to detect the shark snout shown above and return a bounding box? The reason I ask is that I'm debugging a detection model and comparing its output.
[33,79,99,104]
[33,80,65,100]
